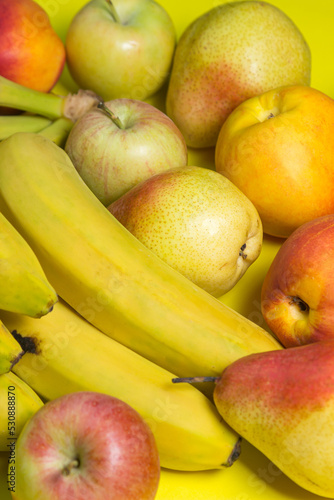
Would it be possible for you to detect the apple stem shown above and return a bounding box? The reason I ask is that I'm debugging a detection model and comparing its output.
[62,458,80,476]
[97,101,124,129]
[172,376,219,384]
[106,0,122,23]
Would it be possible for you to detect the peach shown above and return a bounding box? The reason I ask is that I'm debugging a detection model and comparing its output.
[0,0,65,93]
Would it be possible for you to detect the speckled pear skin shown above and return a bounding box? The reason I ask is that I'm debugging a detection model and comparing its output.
[109,165,263,297]
[166,1,311,148]
[214,341,334,497]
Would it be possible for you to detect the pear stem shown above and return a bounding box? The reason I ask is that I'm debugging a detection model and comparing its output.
[97,101,124,129]
[172,376,219,384]
[106,0,121,23]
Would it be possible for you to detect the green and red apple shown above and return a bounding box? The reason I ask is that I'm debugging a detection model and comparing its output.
[215,85,334,238]
[166,1,311,148]
[12,391,160,500]
[261,214,334,347]
[109,165,263,297]
[66,0,176,102]
[64,99,188,205]
[0,0,65,93]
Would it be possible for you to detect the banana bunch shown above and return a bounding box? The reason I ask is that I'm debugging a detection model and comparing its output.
[0,131,282,472]
[0,132,281,382]
[0,370,43,451]
[1,299,240,472]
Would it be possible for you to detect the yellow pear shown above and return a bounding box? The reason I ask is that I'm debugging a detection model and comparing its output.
[166,1,311,148]
[213,341,334,498]
[109,166,262,297]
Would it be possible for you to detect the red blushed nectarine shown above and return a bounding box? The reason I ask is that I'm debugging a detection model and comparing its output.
[261,214,334,346]
[0,0,65,93]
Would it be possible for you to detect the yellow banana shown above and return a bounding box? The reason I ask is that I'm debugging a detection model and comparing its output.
[0,211,57,318]
[0,132,281,383]
[0,370,43,451]
[1,300,240,472]
[0,321,23,376]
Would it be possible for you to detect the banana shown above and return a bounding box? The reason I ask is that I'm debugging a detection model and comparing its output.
[0,132,281,384]
[0,370,43,451]
[1,300,241,472]
[0,211,57,318]
[0,321,23,376]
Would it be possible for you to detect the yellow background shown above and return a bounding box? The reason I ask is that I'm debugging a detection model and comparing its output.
[1,1,334,499]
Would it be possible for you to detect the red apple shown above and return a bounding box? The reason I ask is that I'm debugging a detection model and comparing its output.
[261,214,334,347]
[11,391,160,500]
[0,0,65,93]
[64,99,188,205]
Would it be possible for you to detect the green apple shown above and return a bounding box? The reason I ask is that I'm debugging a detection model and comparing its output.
[65,0,176,101]
[166,1,311,148]
[109,165,263,297]
[64,98,188,205]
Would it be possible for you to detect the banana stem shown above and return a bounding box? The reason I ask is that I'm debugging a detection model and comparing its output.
[0,115,52,141]
[38,117,74,147]
[0,76,65,119]
[0,76,102,122]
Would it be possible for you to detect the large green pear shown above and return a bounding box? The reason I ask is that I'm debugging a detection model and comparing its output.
[166,1,311,148]
[213,341,334,497]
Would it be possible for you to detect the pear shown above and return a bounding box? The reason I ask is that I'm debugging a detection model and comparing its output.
[213,341,334,497]
[108,165,262,297]
[166,1,311,148]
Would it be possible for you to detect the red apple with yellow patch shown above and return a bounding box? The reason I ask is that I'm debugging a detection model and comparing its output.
[261,214,334,347]
[0,0,65,93]
[12,391,160,500]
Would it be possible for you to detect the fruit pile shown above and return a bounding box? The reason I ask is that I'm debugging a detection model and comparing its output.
[0,0,334,499]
